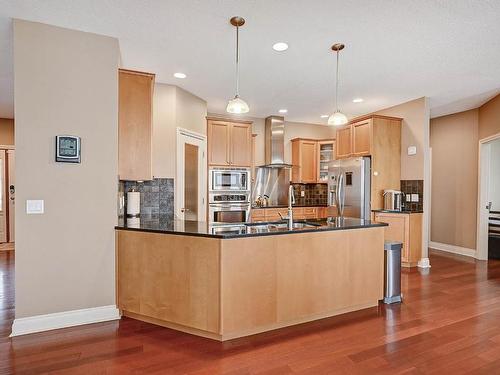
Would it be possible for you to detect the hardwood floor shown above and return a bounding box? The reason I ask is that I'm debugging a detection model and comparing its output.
[2,250,500,374]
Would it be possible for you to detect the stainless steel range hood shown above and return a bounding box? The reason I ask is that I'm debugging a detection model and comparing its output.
[260,115,293,168]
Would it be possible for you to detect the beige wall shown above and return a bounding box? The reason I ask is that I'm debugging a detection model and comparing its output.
[153,84,207,178]
[375,97,430,262]
[0,118,14,145]
[430,109,479,249]
[208,113,334,166]
[14,20,119,317]
[152,84,176,178]
[479,94,500,140]
[375,97,428,180]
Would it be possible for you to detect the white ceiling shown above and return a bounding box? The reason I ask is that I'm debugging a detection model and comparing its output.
[1,0,500,122]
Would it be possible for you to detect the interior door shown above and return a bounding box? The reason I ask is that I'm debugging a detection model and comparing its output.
[7,150,14,243]
[176,129,207,221]
[0,150,6,242]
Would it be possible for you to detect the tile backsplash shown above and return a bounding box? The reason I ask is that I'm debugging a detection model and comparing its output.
[119,178,174,220]
[291,183,328,206]
[400,179,423,212]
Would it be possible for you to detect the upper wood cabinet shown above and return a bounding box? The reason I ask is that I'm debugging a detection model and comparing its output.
[335,115,402,210]
[118,69,155,181]
[352,119,372,156]
[318,140,335,183]
[291,139,318,183]
[335,118,372,159]
[335,127,352,159]
[291,138,335,183]
[207,117,252,167]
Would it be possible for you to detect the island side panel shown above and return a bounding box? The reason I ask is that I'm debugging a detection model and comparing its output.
[219,235,279,335]
[116,230,221,334]
[220,227,384,339]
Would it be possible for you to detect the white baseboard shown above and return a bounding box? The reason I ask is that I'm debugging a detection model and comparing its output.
[10,305,120,337]
[429,241,476,258]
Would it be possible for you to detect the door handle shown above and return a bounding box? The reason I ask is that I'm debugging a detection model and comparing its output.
[486,202,492,211]
[181,208,190,213]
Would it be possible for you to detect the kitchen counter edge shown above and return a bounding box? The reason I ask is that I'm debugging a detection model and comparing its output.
[115,220,388,239]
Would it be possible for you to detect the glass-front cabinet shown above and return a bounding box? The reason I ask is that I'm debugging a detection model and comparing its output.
[318,140,335,183]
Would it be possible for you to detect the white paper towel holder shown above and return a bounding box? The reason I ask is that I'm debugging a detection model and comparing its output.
[126,188,141,218]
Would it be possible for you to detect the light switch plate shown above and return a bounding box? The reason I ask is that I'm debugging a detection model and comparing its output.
[26,200,44,214]
[407,146,417,156]
[411,194,419,202]
[406,194,412,202]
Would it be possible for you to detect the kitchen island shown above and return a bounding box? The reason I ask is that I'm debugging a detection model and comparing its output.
[115,217,387,341]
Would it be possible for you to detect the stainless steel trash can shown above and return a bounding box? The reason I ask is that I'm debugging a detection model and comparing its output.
[384,241,402,304]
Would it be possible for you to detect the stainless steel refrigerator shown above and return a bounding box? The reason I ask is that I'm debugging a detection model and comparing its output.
[328,157,371,219]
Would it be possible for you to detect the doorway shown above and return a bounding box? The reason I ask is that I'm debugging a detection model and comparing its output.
[0,147,15,251]
[175,128,206,221]
[477,133,500,260]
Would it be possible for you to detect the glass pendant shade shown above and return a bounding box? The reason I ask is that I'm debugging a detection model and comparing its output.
[328,111,348,126]
[226,95,249,114]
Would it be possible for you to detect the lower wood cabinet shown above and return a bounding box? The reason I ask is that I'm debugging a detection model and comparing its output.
[251,206,329,222]
[373,212,423,267]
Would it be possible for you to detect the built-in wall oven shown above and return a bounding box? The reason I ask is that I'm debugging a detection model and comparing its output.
[210,167,249,191]
[208,192,250,224]
[208,167,251,224]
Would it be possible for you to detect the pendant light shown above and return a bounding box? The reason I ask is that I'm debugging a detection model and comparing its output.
[226,16,250,114]
[328,43,348,126]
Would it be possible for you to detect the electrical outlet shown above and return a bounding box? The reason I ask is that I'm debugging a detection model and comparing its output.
[406,194,412,202]
[26,200,44,214]
[300,190,305,197]
[411,194,419,202]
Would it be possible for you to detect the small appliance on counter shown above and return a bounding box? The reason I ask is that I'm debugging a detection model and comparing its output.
[383,190,405,211]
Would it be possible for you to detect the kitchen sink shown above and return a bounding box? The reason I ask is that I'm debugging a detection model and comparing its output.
[245,221,321,231]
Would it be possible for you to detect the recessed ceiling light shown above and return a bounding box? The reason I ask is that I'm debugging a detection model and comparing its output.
[173,72,187,79]
[272,42,289,52]
[278,109,288,114]
[352,98,364,103]
[320,114,329,118]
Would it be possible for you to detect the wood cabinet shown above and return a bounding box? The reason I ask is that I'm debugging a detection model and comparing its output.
[318,140,335,183]
[291,138,336,184]
[352,119,372,156]
[335,126,352,159]
[118,69,155,181]
[336,118,372,158]
[207,117,252,167]
[335,115,402,211]
[291,139,318,183]
[250,206,329,222]
[373,212,422,267]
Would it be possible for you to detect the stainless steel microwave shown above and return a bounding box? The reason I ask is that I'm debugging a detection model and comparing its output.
[209,168,250,192]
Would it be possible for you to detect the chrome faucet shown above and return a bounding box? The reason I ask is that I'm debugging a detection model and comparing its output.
[278,185,295,229]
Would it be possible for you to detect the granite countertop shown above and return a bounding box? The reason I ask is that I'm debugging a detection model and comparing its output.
[115,216,387,239]
[252,204,329,209]
[372,209,423,214]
